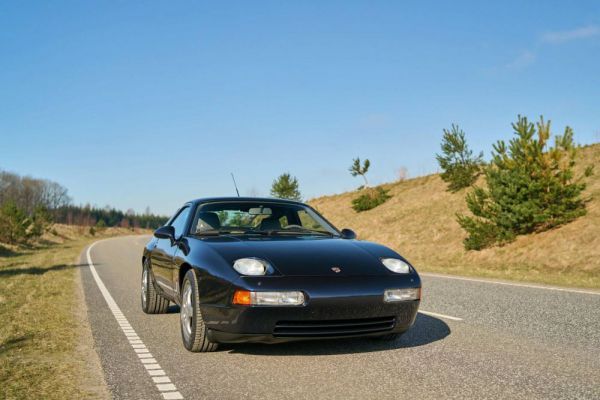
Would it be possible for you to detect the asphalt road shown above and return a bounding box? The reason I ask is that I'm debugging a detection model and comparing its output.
[80,236,600,399]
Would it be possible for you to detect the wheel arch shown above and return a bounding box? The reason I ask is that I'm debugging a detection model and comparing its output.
[178,262,193,296]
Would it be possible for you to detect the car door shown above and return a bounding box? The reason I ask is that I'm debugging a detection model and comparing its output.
[152,205,191,298]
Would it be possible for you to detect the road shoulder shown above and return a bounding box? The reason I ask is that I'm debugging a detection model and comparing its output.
[74,249,111,399]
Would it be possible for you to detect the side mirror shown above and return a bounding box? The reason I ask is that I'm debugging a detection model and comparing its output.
[154,225,175,240]
[340,228,356,240]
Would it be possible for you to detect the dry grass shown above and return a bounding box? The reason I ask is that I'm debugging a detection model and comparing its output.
[0,224,147,399]
[311,143,600,289]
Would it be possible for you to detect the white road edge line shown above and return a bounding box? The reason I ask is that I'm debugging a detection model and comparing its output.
[419,310,463,321]
[420,272,600,296]
[86,241,184,400]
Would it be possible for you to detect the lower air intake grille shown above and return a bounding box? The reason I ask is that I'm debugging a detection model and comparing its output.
[273,316,395,337]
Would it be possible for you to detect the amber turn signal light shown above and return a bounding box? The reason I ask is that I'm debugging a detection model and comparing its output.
[232,290,252,305]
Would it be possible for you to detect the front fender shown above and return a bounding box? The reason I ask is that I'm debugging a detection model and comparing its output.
[176,239,239,307]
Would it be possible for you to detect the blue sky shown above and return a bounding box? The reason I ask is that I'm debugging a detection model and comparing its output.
[1,1,599,215]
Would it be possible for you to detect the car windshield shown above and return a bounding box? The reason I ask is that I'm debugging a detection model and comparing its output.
[189,201,339,237]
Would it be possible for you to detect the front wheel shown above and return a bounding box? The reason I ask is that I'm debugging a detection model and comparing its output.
[180,269,218,352]
[141,259,169,314]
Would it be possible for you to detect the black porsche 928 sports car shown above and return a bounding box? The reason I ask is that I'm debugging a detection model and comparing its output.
[141,197,421,352]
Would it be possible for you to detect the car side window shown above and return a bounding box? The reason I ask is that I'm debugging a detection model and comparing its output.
[297,210,322,230]
[170,206,191,239]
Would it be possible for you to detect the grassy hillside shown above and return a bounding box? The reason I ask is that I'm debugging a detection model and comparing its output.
[311,143,600,289]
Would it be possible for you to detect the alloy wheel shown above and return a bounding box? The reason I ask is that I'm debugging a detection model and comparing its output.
[180,281,193,342]
[141,267,148,308]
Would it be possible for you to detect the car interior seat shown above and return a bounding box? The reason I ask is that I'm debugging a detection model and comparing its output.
[259,216,281,231]
[195,212,221,232]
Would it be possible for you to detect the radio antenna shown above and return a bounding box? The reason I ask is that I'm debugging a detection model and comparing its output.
[230,173,240,197]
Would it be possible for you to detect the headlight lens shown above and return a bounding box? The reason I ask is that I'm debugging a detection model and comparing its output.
[384,288,421,302]
[233,258,268,276]
[381,258,411,274]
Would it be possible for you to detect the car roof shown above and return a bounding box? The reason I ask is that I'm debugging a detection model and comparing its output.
[189,197,306,206]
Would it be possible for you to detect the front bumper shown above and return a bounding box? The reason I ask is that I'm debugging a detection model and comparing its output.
[201,275,421,344]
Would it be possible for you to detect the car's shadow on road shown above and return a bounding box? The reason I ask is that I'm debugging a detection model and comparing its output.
[167,304,181,314]
[223,313,450,356]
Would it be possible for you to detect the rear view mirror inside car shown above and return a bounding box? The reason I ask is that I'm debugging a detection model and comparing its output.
[248,207,273,216]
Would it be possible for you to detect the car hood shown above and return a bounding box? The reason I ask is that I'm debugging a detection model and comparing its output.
[198,236,402,276]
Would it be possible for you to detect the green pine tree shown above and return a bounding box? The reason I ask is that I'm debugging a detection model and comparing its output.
[436,124,483,192]
[349,157,371,188]
[270,173,302,201]
[0,201,32,244]
[457,115,590,250]
[30,206,52,238]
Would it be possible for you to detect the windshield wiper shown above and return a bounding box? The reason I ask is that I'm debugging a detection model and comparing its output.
[266,228,335,237]
[195,228,335,237]
[240,228,270,236]
[193,229,234,236]
[194,228,270,237]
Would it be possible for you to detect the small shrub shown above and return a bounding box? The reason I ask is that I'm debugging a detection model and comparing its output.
[0,202,31,244]
[397,166,409,182]
[349,158,371,187]
[271,173,302,201]
[30,206,52,238]
[458,115,589,250]
[352,187,391,212]
[436,124,483,192]
[0,202,51,244]
[89,226,96,236]
[95,219,107,231]
[456,214,509,250]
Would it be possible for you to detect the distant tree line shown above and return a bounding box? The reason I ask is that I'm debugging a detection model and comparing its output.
[52,205,167,230]
[0,169,167,245]
[0,170,71,213]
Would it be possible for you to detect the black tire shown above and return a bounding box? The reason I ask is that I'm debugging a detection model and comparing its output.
[141,259,170,314]
[180,269,218,352]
